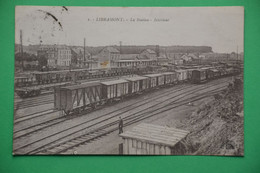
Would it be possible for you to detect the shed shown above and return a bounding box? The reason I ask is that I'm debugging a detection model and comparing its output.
[120,123,189,155]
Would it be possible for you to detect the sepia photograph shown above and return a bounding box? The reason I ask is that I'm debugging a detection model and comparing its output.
[13,6,244,155]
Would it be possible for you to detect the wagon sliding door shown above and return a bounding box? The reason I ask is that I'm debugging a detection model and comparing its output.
[133,81,139,93]
[158,76,164,86]
[107,85,116,99]
[151,77,156,88]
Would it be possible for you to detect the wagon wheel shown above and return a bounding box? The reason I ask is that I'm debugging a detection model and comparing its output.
[63,110,71,116]
[91,104,97,110]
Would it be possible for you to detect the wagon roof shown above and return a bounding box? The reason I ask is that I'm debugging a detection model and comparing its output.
[186,68,198,71]
[144,73,164,77]
[192,69,206,72]
[160,72,176,75]
[101,79,128,85]
[120,123,189,147]
[226,68,234,71]
[61,81,101,90]
[174,69,187,72]
[15,76,29,79]
[70,69,89,72]
[200,67,211,70]
[210,69,219,72]
[33,70,69,74]
[124,76,148,81]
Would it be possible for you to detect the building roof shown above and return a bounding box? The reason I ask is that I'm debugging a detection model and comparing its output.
[180,54,192,61]
[71,47,89,55]
[188,53,199,59]
[119,54,139,60]
[61,81,101,90]
[143,49,156,54]
[120,123,189,147]
[39,44,70,50]
[138,54,150,60]
[103,46,120,53]
[116,60,140,62]
[114,46,156,54]
[101,79,128,85]
[167,53,183,60]
[158,55,169,61]
[119,47,142,54]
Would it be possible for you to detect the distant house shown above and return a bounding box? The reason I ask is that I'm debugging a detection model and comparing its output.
[157,54,170,65]
[200,53,229,62]
[71,47,90,67]
[116,54,139,67]
[187,53,200,63]
[94,46,120,68]
[167,53,184,65]
[114,48,157,67]
[37,45,72,67]
[140,49,157,60]
[180,54,192,62]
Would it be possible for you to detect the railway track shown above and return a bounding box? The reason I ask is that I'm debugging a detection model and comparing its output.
[14,94,54,110]
[15,108,54,120]
[13,78,230,155]
[34,84,227,155]
[13,83,190,141]
[14,109,56,123]
[45,89,225,155]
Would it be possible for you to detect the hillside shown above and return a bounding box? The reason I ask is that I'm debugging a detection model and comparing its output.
[176,77,244,155]
[15,44,213,55]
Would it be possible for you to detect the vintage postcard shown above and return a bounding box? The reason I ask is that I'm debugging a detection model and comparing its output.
[14,6,244,155]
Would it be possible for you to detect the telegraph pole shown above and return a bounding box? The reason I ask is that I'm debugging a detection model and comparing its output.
[84,38,86,68]
[119,41,122,54]
[20,30,24,71]
[90,53,92,70]
[237,45,239,63]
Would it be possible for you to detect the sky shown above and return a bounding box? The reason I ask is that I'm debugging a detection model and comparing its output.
[15,6,244,53]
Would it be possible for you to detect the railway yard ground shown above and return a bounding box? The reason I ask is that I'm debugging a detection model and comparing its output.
[13,76,244,155]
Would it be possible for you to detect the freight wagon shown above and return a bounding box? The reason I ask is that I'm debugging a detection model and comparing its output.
[54,82,102,114]
[124,76,149,94]
[101,79,129,101]
[191,69,207,84]
[175,70,188,83]
[144,74,165,88]
[161,72,177,85]
[54,67,240,115]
